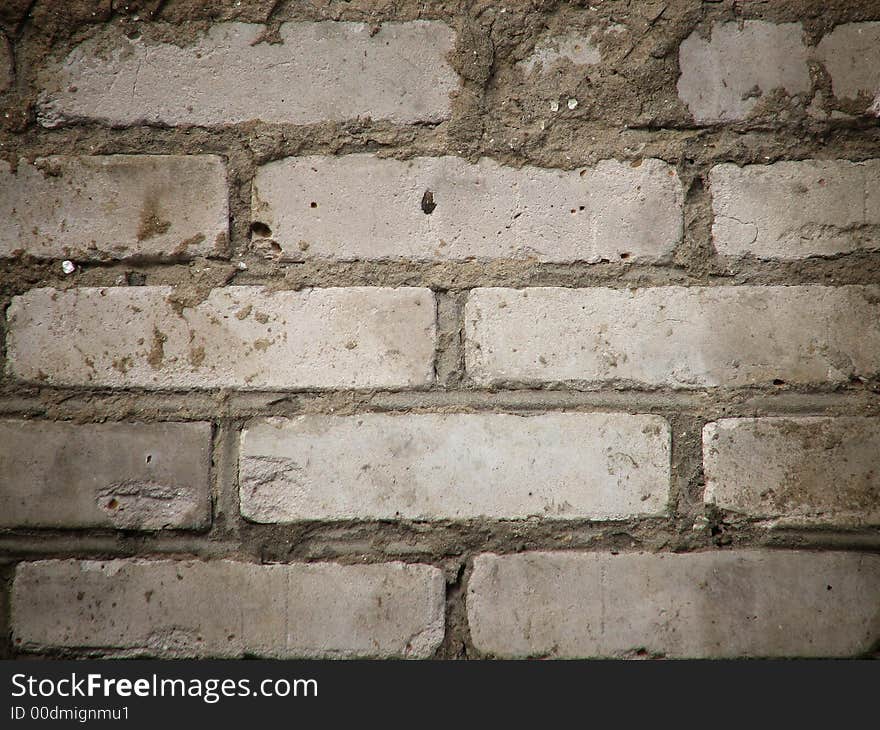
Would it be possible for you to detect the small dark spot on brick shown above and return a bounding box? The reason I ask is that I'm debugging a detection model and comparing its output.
[310,201,318,208]
[421,190,436,214]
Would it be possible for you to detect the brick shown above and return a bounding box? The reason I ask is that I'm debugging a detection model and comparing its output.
[251,155,682,263]
[12,559,444,658]
[703,418,880,528]
[239,413,670,522]
[815,23,880,102]
[37,22,457,128]
[467,550,880,658]
[677,21,810,123]
[464,285,880,388]
[0,420,211,530]
[6,286,436,390]
[710,160,880,259]
[0,33,11,93]
[0,155,228,261]
[517,30,601,75]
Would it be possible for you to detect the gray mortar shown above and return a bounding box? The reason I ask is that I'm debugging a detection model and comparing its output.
[2,0,880,659]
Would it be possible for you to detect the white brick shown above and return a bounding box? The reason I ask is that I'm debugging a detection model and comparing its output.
[677,21,810,123]
[710,160,880,259]
[468,550,880,658]
[465,286,880,388]
[251,155,682,263]
[703,417,880,527]
[518,30,602,75]
[12,559,444,658]
[815,23,880,102]
[0,420,211,530]
[0,155,228,260]
[6,286,436,390]
[37,22,457,128]
[239,413,670,522]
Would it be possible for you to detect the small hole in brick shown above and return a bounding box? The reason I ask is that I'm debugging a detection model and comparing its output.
[773,379,786,386]
[827,585,833,591]
[310,201,318,208]
[145,454,152,464]
[270,241,282,253]
[107,498,119,510]
[421,190,436,214]
[620,252,630,259]
[250,221,272,237]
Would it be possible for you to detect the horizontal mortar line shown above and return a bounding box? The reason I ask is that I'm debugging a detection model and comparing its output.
[6,118,879,149]
[1,529,879,561]
[0,388,878,418]
[4,259,880,291]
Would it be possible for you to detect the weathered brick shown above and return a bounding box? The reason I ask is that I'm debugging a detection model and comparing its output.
[37,22,457,128]
[703,417,880,528]
[464,286,880,388]
[677,21,810,123]
[6,286,436,390]
[0,420,211,530]
[0,155,228,261]
[251,155,682,263]
[239,413,670,522]
[517,30,601,75]
[12,559,444,658]
[710,160,880,259]
[815,23,880,103]
[468,550,880,658]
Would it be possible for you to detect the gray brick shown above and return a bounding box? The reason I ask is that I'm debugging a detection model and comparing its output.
[6,286,436,390]
[815,23,880,103]
[239,413,671,522]
[0,155,228,260]
[464,286,880,388]
[37,22,457,128]
[678,21,810,123]
[468,550,880,658]
[703,417,880,528]
[0,420,211,530]
[251,155,682,263]
[12,559,445,658]
[710,160,880,259]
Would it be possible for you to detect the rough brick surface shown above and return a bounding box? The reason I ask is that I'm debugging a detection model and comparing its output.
[703,418,880,527]
[815,23,880,102]
[251,155,682,263]
[710,160,880,259]
[12,560,445,658]
[465,286,880,388]
[677,21,810,123]
[6,286,436,390]
[239,413,671,522]
[37,22,457,128]
[0,155,228,260]
[0,420,211,530]
[468,550,880,658]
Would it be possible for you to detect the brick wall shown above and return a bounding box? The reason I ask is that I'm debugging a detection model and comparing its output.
[1,1,879,659]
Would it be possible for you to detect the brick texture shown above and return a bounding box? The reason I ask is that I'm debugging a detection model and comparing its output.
[677,21,810,123]
[6,286,436,390]
[251,155,683,263]
[703,417,880,527]
[710,160,880,259]
[239,413,670,522]
[465,286,880,388]
[37,22,457,128]
[815,23,880,102]
[0,155,228,260]
[0,420,211,530]
[468,550,880,658]
[13,560,445,658]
